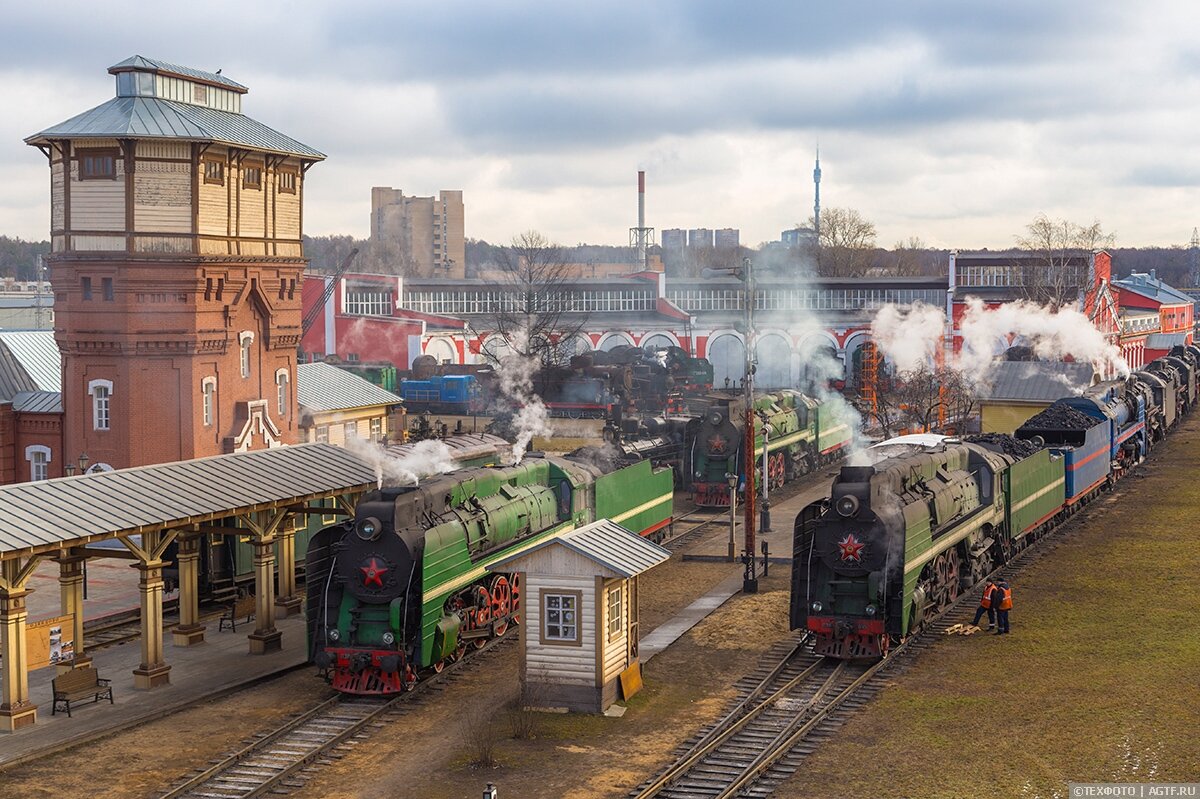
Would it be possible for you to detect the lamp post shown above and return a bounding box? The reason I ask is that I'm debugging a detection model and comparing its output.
[726,472,738,561]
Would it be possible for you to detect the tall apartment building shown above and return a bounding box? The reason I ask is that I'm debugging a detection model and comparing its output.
[661,228,687,252]
[370,187,465,279]
[24,56,323,471]
[714,228,740,249]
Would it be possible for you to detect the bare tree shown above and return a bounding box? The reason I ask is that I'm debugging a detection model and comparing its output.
[801,207,878,277]
[890,236,928,276]
[871,365,977,437]
[471,230,589,367]
[1014,215,1115,308]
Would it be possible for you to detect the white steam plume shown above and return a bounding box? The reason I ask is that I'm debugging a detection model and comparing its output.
[787,312,867,464]
[345,436,459,489]
[869,303,945,373]
[494,330,553,464]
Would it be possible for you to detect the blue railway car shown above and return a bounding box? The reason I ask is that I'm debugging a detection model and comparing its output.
[399,375,479,414]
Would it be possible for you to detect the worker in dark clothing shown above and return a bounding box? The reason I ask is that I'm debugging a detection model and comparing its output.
[971,580,997,629]
[994,579,1012,635]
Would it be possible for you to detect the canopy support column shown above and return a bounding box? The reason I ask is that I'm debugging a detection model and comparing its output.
[0,556,42,731]
[172,534,205,646]
[57,550,90,669]
[274,524,301,618]
[119,530,177,689]
[248,537,281,653]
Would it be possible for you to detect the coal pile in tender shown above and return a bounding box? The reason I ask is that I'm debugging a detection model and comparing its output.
[966,433,1043,458]
[1018,404,1097,431]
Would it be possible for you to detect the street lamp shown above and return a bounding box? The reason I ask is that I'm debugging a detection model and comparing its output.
[78,452,90,474]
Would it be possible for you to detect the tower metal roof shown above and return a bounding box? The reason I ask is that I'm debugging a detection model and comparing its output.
[26,96,325,159]
[487,519,670,579]
[108,55,249,92]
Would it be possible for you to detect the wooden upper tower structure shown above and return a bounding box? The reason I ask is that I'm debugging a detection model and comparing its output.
[26,56,325,470]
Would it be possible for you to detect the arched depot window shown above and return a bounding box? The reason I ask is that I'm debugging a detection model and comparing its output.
[25,445,52,481]
[275,369,289,416]
[202,377,217,427]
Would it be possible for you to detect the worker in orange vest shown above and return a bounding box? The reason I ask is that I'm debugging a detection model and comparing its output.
[971,580,997,630]
[994,578,1012,635]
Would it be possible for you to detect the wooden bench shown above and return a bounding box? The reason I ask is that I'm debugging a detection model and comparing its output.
[52,666,113,717]
[219,594,257,632]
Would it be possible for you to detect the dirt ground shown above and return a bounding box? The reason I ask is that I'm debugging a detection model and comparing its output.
[0,546,768,799]
[0,672,333,798]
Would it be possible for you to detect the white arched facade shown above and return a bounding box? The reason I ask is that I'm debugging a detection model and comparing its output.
[425,337,458,365]
[598,332,634,351]
[641,332,679,352]
[707,331,746,388]
[755,333,793,390]
[794,332,843,390]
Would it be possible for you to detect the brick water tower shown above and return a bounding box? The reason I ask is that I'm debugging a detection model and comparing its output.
[25,57,324,470]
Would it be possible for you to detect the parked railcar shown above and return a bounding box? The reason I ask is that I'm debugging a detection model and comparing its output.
[305,454,675,694]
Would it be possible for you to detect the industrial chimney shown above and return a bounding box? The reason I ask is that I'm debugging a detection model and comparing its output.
[629,170,654,271]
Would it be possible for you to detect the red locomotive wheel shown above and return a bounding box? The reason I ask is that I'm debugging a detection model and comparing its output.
[490,576,512,620]
[433,659,445,673]
[494,619,509,637]
[474,585,493,626]
[511,573,522,623]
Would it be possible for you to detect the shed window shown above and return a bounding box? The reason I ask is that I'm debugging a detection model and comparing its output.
[243,165,262,189]
[370,417,382,441]
[607,586,622,638]
[204,160,224,185]
[315,425,329,444]
[278,170,297,194]
[79,149,117,180]
[344,421,358,441]
[543,593,578,642]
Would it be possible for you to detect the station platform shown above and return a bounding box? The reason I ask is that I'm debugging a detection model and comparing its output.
[24,556,148,621]
[0,615,309,769]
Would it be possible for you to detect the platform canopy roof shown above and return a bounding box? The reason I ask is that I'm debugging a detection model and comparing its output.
[487,519,670,579]
[0,443,376,559]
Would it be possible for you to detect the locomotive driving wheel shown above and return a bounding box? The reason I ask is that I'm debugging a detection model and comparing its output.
[490,575,513,636]
[933,550,962,610]
[511,573,522,624]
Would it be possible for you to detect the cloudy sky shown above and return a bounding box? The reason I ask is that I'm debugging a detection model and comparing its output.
[1,1,1197,249]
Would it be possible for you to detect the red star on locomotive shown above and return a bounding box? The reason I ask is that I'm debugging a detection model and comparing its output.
[360,557,388,588]
[837,533,865,563]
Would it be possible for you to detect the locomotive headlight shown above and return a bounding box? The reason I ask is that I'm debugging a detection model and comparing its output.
[835,495,860,517]
[356,516,382,541]
[811,601,823,613]
[328,628,340,642]
[382,632,396,645]
[865,605,877,616]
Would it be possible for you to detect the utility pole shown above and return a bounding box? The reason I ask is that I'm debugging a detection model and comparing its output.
[740,256,758,594]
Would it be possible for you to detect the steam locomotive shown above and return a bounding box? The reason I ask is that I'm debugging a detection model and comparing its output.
[791,345,1200,659]
[305,453,674,694]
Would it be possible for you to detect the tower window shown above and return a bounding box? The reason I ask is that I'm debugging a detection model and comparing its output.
[81,277,93,301]
[243,165,262,190]
[203,160,225,185]
[89,379,113,431]
[276,371,289,417]
[202,377,216,427]
[240,333,253,379]
[193,84,208,104]
[278,170,297,194]
[79,149,117,180]
[102,277,114,302]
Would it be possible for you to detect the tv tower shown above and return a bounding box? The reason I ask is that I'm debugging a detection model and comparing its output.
[813,147,822,237]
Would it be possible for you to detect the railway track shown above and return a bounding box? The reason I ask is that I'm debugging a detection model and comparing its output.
[157,635,513,799]
[631,488,1118,799]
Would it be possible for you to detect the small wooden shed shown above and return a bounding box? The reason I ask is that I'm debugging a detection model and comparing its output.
[487,519,670,714]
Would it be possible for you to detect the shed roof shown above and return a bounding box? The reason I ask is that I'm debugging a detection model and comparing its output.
[12,390,62,414]
[0,443,375,558]
[27,96,324,159]
[1114,273,1194,306]
[979,361,1097,403]
[0,331,59,401]
[487,519,669,579]
[297,362,404,412]
[1146,332,1190,348]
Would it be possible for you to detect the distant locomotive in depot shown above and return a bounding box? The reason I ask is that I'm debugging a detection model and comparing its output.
[791,352,1198,661]
[691,390,856,507]
[305,454,674,695]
